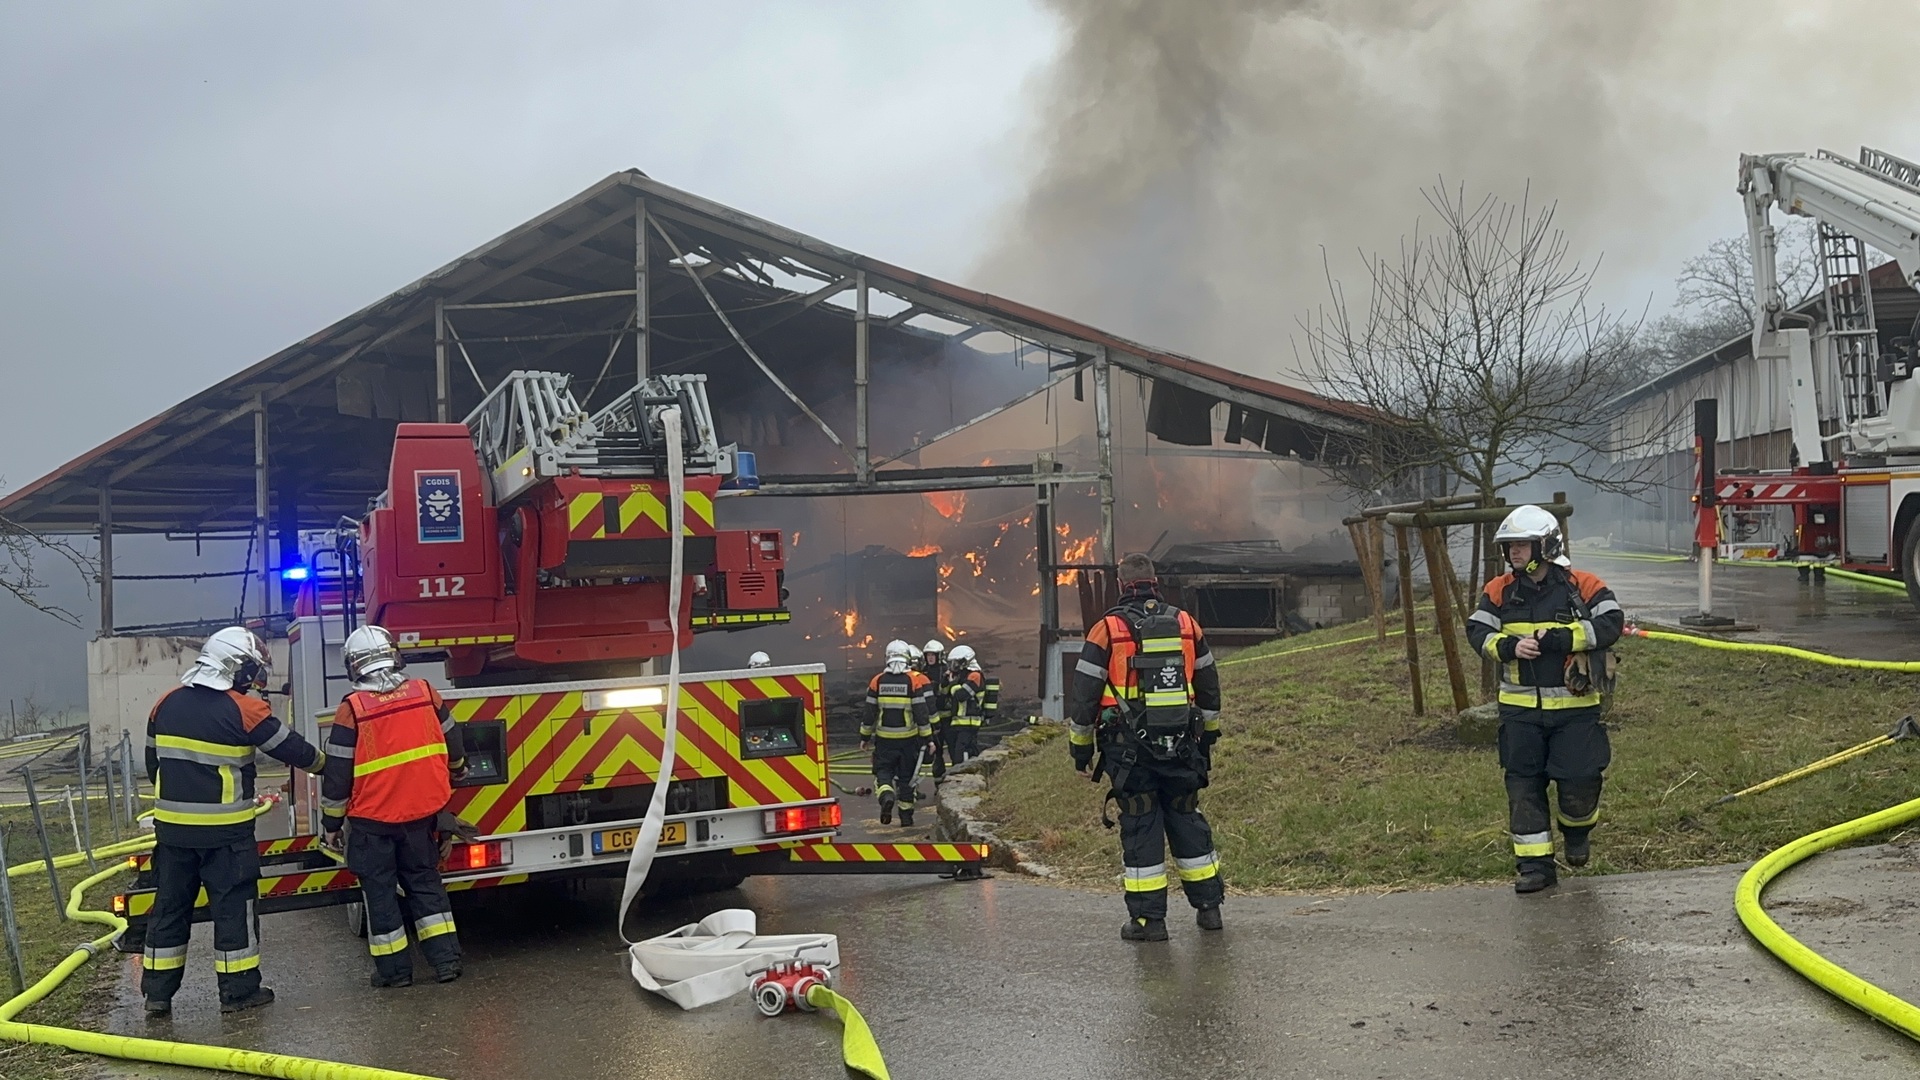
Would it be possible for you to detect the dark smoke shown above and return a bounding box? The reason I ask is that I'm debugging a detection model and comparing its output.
[982,0,1920,379]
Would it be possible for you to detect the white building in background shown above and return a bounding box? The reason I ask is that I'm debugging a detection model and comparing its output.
[1604,263,1920,551]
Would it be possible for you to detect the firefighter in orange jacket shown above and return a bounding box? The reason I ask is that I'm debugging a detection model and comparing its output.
[142,627,328,1017]
[1465,506,1624,894]
[860,639,935,826]
[321,625,468,987]
[1068,553,1224,942]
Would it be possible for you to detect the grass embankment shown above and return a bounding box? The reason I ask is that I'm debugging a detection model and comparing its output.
[0,798,138,1080]
[980,611,1920,893]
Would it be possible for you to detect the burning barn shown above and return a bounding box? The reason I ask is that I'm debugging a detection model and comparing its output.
[1,169,1385,736]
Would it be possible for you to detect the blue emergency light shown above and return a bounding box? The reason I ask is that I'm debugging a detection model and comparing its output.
[281,565,311,582]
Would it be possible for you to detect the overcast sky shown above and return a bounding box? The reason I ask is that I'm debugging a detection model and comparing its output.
[7,2,1920,713]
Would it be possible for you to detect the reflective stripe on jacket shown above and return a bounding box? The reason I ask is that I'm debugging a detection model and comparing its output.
[144,685,325,846]
[324,679,454,825]
[1066,590,1222,748]
[1465,566,1624,711]
[862,669,933,739]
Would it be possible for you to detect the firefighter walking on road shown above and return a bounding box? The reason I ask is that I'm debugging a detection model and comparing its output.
[1068,553,1224,942]
[1465,505,1624,894]
[322,625,468,987]
[921,639,952,780]
[861,639,935,826]
[946,645,988,765]
[142,627,329,1017]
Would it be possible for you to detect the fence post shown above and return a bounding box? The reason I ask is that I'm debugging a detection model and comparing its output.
[1394,524,1424,716]
[0,826,27,995]
[77,730,96,868]
[22,768,64,919]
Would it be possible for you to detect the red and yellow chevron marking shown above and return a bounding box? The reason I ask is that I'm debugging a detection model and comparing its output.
[788,843,990,864]
[122,868,360,918]
[443,670,824,835]
[565,484,717,542]
[131,834,326,873]
[445,873,528,893]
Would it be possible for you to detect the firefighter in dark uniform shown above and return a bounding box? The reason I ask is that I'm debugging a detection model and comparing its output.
[141,627,328,1016]
[1068,553,1224,941]
[860,639,935,826]
[945,645,988,764]
[921,639,953,780]
[1465,505,1625,894]
[321,625,468,987]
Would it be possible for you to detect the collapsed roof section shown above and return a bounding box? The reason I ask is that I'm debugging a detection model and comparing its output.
[3,169,1373,536]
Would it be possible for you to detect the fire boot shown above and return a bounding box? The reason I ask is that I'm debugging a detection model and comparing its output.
[899,809,914,827]
[1514,869,1557,894]
[878,791,895,825]
[1196,905,1223,931]
[1121,917,1169,942]
[1563,832,1591,868]
[220,987,276,1013]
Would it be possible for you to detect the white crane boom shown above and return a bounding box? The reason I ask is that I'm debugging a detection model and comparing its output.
[1742,148,1920,460]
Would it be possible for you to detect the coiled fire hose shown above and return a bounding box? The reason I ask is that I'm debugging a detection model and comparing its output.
[1627,621,1920,1040]
[1,800,445,1079]
[616,405,889,1079]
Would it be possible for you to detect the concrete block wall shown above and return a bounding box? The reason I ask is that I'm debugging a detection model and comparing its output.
[87,634,291,751]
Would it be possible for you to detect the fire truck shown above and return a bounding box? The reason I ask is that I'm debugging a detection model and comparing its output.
[115,371,984,938]
[1698,146,1920,612]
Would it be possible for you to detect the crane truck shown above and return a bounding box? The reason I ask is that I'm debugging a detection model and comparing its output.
[113,370,984,941]
[1696,146,1920,612]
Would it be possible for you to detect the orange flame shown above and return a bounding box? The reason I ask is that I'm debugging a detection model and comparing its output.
[924,491,967,521]
[907,544,942,558]
[1061,535,1098,563]
[1056,523,1071,538]
[938,563,954,579]
[842,610,858,638]
[963,551,987,577]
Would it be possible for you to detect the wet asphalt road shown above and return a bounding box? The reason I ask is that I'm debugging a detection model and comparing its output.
[1583,552,1920,661]
[88,834,1920,1079]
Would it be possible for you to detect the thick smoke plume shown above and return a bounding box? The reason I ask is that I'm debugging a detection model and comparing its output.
[981,0,1920,380]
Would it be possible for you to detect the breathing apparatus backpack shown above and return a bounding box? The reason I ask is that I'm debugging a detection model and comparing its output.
[1110,599,1196,760]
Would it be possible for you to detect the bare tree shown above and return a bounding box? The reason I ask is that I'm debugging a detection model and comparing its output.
[1,507,94,627]
[1297,183,1657,510]
[1627,220,1824,379]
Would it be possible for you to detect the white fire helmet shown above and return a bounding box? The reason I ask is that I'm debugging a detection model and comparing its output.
[748,650,772,669]
[1494,505,1570,571]
[182,627,272,692]
[343,625,407,692]
[884,639,913,672]
[948,644,979,671]
[923,639,946,657]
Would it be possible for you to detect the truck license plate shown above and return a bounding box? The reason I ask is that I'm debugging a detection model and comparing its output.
[593,822,686,854]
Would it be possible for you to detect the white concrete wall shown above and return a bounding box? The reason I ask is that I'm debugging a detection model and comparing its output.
[87,634,291,751]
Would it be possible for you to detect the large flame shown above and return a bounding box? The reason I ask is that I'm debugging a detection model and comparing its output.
[924,491,968,521]
[842,610,859,638]
[907,544,942,558]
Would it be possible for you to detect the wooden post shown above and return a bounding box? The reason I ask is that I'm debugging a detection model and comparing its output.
[1347,520,1386,641]
[1368,518,1388,643]
[1394,524,1423,716]
[1418,522,1472,712]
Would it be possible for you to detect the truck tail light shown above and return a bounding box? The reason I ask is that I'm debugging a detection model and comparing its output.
[446,840,512,871]
[764,803,841,836]
[112,894,128,916]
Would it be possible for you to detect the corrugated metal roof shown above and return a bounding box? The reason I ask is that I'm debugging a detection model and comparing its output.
[2,170,1371,534]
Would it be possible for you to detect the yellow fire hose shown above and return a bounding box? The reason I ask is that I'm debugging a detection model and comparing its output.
[1735,794,1920,1041]
[1623,625,1920,672]
[2,806,447,1080]
[1714,717,1920,805]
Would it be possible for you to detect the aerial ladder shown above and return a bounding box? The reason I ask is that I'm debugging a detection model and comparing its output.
[1698,147,1920,611]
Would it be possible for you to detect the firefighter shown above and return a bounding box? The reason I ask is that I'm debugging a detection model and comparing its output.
[1068,553,1224,942]
[748,651,772,669]
[946,645,988,764]
[860,639,935,826]
[1464,505,1624,894]
[141,627,328,1017]
[321,625,469,987]
[920,639,952,780]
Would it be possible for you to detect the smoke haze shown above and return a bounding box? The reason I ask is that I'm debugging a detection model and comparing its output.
[980,0,1920,380]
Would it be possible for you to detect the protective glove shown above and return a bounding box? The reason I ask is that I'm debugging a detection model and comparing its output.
[320,828,345,856]
[1536,628,1575,654]
[1070,741,1095,772]
[1200,728,1221,749]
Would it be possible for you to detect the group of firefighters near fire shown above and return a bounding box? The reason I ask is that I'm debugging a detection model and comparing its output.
[136,500,1610,1014]
[1017,503,1613,942]
[139,623,468,1015]
[859,637,997,827]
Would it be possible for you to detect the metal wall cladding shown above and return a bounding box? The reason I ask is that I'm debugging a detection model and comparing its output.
[1843,482,1891,563]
